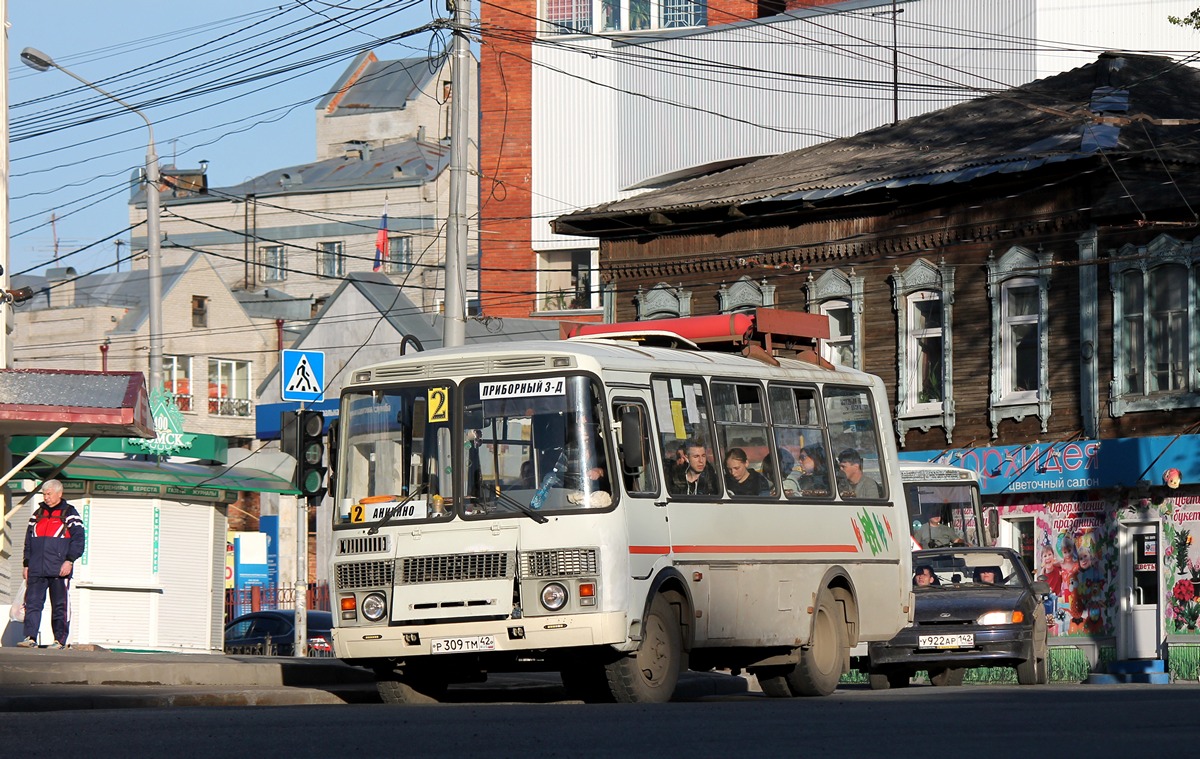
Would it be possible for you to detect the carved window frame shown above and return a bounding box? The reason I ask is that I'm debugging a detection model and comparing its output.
[1109,234,1200,416]
[986,246,1053,436]
[805,269,864,370]
[634,282,693,320]
[718,276,775,313]
[891,258,955,446]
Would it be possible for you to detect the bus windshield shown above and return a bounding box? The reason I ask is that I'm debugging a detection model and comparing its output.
[462,374,614,518]
[335,383,456,527]
[903,473,983,548]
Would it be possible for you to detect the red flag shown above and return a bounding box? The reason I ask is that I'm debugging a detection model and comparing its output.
[373,204,389,272]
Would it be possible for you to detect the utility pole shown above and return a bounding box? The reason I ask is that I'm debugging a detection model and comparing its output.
[442,0,470,349]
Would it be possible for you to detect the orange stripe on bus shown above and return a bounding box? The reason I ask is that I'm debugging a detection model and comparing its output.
[629,544,859,554]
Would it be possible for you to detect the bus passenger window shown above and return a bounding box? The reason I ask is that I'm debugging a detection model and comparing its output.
[768,384,833,500]
[651,377,719,499]
[825,385,886,501]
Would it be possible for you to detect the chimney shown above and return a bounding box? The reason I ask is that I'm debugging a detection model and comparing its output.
[45,266,78,307]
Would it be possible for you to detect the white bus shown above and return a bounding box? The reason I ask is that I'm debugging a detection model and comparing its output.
[328,310,913,703]
[899,462,989,549]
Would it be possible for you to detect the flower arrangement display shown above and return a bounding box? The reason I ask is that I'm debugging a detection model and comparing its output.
[1172,579,1200,630]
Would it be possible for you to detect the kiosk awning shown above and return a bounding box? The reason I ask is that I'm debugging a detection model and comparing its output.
[33,454,300,495]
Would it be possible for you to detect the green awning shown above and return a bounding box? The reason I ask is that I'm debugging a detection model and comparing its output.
[33,454,300,496]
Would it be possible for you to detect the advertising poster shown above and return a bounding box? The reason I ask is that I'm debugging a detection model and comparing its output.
[999,499,1116,638]
[1166,496,1200,634]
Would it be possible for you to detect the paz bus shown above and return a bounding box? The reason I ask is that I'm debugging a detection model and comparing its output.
[899,461,989,549]
[328,309,913,703]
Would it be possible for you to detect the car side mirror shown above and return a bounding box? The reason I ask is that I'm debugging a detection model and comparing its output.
[1031,580,1051,597]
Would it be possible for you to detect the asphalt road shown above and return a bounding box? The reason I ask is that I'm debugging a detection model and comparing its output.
[1,683,1192,758]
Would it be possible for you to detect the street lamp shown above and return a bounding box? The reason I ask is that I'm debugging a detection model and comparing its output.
[20,47,164,393]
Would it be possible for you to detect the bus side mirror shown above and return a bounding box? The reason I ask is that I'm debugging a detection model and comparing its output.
[619,406,646,473]
[327,418,339,496]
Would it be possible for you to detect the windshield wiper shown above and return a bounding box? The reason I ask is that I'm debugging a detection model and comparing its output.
[366,486,424,535]
[491,489,549,524]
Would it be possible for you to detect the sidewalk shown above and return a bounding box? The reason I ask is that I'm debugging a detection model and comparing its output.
[0,646,758,710]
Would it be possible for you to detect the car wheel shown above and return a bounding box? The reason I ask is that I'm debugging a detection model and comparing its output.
[928,667,964,686]
[869,669,910,690]
[1016,642,1044,685]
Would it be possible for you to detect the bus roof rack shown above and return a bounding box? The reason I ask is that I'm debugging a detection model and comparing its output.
[561,308,833,367]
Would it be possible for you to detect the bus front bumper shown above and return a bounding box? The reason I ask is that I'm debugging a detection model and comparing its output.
[332,610,631,661]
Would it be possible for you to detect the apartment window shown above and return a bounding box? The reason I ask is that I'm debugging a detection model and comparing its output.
[546,0,591,32]
[318,241,345,277]
[1111,234,1200,415]
[165,355,194,412]
[635,282,692,319]
[539,249,596,312]
[262,245,287,282]
[385,236,413,275]
[543,0,704,33]
[987,246,1053,436]
[891,258,956,446]
[806,269,865,370]
[718,276,775,314]
[208,358,252,417]
[192,296,208,328]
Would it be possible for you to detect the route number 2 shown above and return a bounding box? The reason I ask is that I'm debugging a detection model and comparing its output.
[428,387,449,423]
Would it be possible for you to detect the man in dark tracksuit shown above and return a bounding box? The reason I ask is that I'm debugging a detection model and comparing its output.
[20,479,85,648]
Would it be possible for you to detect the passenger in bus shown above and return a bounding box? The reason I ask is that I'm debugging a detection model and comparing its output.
[724,447,772,497]
[519,460,536,488]
[914,565,940,587]
[837,449,882,499]
[763,449,800,497]
[793,445,832,497]
[915,513,965,548]
[564,423,610,494]
[668,439,720,497]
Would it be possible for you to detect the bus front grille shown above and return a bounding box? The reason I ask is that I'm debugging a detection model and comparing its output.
[338,536,389,555]
[400,552,513,584]
[335,560,395,589]
[521,548,599,577]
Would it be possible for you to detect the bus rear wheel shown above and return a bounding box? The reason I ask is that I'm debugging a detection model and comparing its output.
[603,593,682,703]
[759,591,848,698]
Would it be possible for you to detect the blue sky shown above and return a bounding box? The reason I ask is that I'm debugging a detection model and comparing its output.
[7,0,442,278]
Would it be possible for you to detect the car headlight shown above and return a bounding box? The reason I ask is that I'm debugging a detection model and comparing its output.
[540,582,568,611]
[977,610,1023,625]
[362,592,387,622]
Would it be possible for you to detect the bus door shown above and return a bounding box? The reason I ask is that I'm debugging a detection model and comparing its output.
[613,398,669,579]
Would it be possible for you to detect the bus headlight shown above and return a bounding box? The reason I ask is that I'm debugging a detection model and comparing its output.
[362,592,387,622]
[540,582,568,611]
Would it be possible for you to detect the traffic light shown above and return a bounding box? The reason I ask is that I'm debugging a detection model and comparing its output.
[282,410,326,501]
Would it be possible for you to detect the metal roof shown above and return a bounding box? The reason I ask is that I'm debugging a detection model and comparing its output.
[316,51,442,115]
[554,52,1200,236]
[0,369,153,438]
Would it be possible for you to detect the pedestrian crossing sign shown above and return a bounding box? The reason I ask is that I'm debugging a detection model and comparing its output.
[281,349,325,402]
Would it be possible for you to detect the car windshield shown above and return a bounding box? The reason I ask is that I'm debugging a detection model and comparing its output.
[914,550,1027,588]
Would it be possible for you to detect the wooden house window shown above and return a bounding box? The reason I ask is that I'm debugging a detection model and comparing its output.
[1110,234,1200,417]
[890,258,956,447]
[635,282,692,320]
[986,246,1053,437]
[806,268,864,370]
[718,276,775,314]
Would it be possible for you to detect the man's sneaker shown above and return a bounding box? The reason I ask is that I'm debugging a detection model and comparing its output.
[46,641,64,650]
[16,638,37,648]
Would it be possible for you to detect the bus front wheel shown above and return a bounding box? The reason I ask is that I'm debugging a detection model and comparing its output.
[603,593,683,703]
